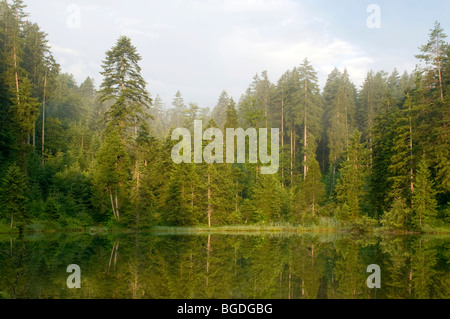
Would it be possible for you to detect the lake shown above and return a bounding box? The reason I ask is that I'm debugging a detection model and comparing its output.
[0,231,448,299]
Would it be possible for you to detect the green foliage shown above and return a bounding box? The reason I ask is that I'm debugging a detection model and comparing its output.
[1,163,28,230]
[252,174,284,223]
[349,216,378,234]
[412,157,438,230]
[335,129,369,223]
[98,36,152,140]
[0,2,448,233]
[381,197,411,232]
[292,156,325,223]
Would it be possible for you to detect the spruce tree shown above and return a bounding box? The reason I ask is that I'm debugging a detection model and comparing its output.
[93,128,130,221]
[1,163,28,230]
[335,129,369,222]
[415,21,448,102]
[252,174,284,223]
[412,156,437,230]
[295,59,322,180]
[293,156,325,221]
[98,36,152,140]
[388,93,416,204]
[212,90,230,129]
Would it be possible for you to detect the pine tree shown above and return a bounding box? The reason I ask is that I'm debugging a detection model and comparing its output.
[293,156,325,221]
[388,93,416,204]
[202,119,234,226]
[323,68,357,188]
[335,129,369,223]
[252,174,284,223]
[164,162,198,226]
[295,59,322,180]
[98,36,152,140]
[1,162,28,230]
[224,97,238,130]
[412,156,437,230]
[357,70,388,165]
[211,90,230,129]
[415,21,448,102]
[3,0,40,169]
[381,197,411,232]
[170,90,186,128]
[93,128,130,221]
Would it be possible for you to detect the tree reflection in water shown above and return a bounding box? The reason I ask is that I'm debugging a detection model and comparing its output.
[0,232,448,299]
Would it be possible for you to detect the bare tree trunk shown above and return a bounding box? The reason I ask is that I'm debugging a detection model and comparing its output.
[110,188,117,220]
[304,117,307,180]
[304,79,308,180]
[290,129,293,185]
[207,172,211,227]
[191,181,194,208]
[409,106,414,196]
[281,96,284,187]
[206,234,210,287]
[42,71,47,161]
[13,38,20,106]
[436,35,444,102]
[235,180,238,213]
[115,189,120,220]
[135,160,140,191]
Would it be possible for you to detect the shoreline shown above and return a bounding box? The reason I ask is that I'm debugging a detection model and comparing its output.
[1,223,449,236]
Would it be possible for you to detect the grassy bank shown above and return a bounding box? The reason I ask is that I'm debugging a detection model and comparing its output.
[1,218,449,235]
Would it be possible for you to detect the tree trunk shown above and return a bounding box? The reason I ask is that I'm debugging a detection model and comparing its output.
[135,159,140,191]
[115,189,120,220]
[191,181,194,208]
[110,188,117,220]
[290,129,293,185]
[281,96,284,187]
[206,234,210,287]
[409,109,414,196]
[235,180,238,213]
[304,79,308,180]
[42,71,47,160]
[304,117,307,180]
[207,172,211,227]
[436,35,444,102]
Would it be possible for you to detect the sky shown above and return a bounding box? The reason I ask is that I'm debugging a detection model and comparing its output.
[25,0,450,109]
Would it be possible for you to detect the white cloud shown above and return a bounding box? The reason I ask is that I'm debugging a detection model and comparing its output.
[217,0,298,13]
[49,43,81,56]
[217,25,374,89]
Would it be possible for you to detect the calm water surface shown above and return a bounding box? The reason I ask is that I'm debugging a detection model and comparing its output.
[0,231,448,299]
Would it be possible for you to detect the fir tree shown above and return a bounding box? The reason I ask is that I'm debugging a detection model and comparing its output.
[412,156,438,230]
[293,156,325,221]
[1,163,28,230]
[98,36,152,140]
[93,128,130,221]
[388,93,416,204]
[335,129,369,222]
[415,21,448,102]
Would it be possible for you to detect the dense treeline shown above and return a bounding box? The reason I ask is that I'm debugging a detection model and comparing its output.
[0,1,449,232]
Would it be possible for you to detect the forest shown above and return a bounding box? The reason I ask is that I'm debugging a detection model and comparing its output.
[0,0,449,234]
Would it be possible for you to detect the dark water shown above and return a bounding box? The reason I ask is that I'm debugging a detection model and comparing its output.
[0,231,448,299]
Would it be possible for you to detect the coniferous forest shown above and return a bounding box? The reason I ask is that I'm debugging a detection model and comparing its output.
[0,0,449,236]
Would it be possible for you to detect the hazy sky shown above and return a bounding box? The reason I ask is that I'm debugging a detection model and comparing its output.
[25,0,450,109]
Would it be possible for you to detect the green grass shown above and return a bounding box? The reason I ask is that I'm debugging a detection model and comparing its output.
[150,217,343,234]
[1,217,448,235]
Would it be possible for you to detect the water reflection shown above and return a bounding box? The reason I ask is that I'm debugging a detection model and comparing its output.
[0,232,448,299]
